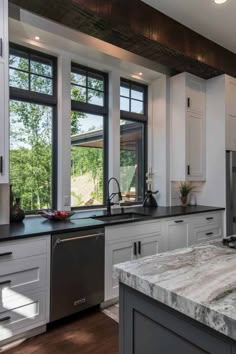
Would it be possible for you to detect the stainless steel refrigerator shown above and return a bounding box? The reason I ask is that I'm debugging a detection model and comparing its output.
[226,151,236,235]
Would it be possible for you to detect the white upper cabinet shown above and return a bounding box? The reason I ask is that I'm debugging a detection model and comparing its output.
[226,76,236,151]
[170,72,206,181]
[0,0,9,184]
[186,74,205,115]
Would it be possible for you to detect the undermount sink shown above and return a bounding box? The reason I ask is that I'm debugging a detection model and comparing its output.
[92,212,147,222]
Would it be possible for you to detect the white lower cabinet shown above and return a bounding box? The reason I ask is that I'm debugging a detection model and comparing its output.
[136,234,160,258]
[106,211,224,302]
[0,236,50,344]
[164,219,189,251]
[105,220,163,301]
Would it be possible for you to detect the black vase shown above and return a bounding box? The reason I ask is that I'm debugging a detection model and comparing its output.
[143,190,158,208]
[10,198,25,223]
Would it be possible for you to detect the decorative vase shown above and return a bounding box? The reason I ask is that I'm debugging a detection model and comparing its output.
[10,198,25,223]
[181,196,188,207]
[143,190,158,208]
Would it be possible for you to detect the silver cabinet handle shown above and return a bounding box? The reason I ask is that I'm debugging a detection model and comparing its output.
[0,39,2,57]
[55,233,104,245]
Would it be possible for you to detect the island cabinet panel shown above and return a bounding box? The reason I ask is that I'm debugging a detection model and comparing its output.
[119,284,233,354]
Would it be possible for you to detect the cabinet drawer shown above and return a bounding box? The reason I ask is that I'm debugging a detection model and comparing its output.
[0,292,47,342]
[0,238,48,264]
[190,225,222,246]
[106,221,161,243]
[0,255,48,308]
[191,212,222,227]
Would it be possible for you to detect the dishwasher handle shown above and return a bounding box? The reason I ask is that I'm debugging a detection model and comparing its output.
[55,233,104,246]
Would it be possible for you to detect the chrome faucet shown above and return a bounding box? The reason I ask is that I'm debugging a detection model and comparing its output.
[107,177,122,213]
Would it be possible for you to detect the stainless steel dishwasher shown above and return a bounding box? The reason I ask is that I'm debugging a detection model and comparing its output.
[50,228,104,322]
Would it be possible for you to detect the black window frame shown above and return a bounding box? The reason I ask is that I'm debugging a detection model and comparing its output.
[71,62,109,210]
[9,43,58,214]
[120,78,148,204]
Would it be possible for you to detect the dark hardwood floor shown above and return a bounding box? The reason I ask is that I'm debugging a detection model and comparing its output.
[4,310,119,354]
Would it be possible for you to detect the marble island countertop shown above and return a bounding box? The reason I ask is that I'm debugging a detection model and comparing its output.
[114,242,236,341]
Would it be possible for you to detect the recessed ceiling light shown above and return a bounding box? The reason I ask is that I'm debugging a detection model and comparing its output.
[139,72,143,76]
[214,0,228,4]
[35,36,40,41]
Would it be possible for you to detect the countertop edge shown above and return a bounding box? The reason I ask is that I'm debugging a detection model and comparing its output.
[0,206,225,242]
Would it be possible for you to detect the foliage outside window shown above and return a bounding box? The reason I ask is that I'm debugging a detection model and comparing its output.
[120,79,147,203]
[9,45,57,212]
[71,64,108,208]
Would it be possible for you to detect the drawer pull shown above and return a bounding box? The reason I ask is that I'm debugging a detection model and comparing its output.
[0,252,12,257]
[206,232,214,236]
[138,241,141,255]
[134,242,137,256]
[0,316,11,323]
[175,220,184,223]
[206,217,214,220]
[0,280,11,286]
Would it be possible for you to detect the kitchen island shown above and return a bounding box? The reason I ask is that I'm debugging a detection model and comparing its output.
[114,242,236,354]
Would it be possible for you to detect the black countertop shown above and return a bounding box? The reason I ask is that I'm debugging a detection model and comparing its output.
[0,205,225,242]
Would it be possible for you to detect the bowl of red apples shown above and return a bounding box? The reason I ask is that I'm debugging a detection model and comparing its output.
[39,210,74,221]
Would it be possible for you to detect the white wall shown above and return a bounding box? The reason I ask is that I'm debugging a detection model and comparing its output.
[149,76,170,206]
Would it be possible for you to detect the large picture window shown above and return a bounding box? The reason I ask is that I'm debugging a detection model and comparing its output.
[9,44,57,212]
[71,64,108,208]
[120,79,147,203]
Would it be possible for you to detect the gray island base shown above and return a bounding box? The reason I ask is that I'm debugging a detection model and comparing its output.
[115,243,236,354]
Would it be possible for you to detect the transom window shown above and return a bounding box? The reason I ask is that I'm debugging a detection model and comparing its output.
[120,79,146,116]
[9,47,54,96]
[71,66,105,107]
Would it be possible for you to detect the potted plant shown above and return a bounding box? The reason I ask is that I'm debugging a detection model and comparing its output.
[179,182,194,207]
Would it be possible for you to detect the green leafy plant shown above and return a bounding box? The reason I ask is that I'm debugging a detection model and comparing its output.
[179,182,194,198]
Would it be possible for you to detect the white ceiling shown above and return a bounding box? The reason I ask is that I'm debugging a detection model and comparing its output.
[142,0,236,54]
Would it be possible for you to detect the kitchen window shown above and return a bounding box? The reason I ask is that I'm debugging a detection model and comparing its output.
[71,63,108,208]
[9,44,57,212]
[120,79,148,203]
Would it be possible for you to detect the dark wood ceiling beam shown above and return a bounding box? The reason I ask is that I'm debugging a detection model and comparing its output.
[9,0,236,78]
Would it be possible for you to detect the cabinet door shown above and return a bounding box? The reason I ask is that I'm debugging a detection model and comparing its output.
[0,2,4,60]
[166,220,188,251]
[105,240,135,301]
[137,234,163,259]
[186,112,205,180]
[0,61,8,183]
[226,114,236,151]
[186,75,205,115]
[227,78,236,117]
